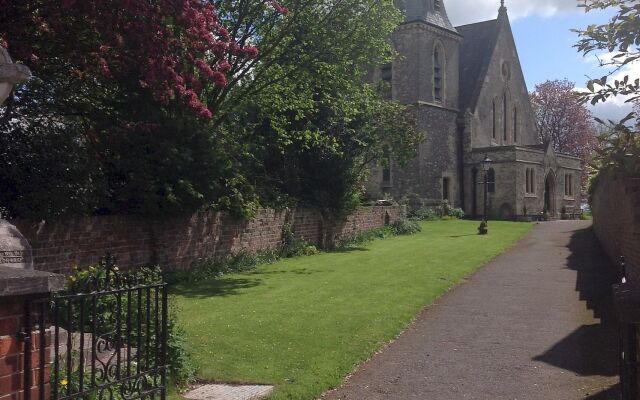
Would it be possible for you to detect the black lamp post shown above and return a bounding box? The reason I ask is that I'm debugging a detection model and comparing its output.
[478,154,492,235]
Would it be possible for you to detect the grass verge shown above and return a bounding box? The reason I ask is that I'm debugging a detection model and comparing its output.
[170,219,533,399]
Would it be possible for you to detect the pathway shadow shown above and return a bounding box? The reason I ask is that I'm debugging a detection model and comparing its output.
[585,383,621,400]
[533,227,619,379]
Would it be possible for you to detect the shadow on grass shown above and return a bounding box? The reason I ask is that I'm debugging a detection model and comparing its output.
[533,227,619,380]
[448,234,478,238]
[171,276,263,298]
[172,266,332,298]
[331,246,371,253]
[248,268,332,276]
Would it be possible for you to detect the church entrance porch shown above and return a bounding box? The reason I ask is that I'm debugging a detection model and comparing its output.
[544,171,556,216]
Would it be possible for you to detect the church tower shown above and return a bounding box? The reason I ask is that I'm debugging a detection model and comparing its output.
[391,0,461,109]
[372,0,463,206]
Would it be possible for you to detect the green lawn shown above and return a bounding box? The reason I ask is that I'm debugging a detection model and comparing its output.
[171,219,533,399]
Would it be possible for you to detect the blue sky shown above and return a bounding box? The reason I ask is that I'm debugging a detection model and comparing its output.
[445,0,635,121]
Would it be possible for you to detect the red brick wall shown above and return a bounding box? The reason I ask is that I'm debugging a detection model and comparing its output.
[13,206,404,274]
[592,171,640,283]
[0,296,50,400]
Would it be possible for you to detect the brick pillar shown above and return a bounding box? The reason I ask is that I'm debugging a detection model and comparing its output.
[0,295,23,400]
[0,268,64,400]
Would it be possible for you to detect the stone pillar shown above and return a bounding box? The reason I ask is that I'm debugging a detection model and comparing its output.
[0,267,64,400]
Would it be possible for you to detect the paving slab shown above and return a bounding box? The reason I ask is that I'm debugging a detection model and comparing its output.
[184,384,274,400]
[322,221,620,400]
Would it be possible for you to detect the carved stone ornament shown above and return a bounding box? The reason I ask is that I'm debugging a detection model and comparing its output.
[0,220,33,269]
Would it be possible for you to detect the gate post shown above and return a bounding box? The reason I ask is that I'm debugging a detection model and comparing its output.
[0,267,64,400]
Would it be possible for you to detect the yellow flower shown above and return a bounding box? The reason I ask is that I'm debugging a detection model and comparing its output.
[60,379,68,386]
[113,266,119,272]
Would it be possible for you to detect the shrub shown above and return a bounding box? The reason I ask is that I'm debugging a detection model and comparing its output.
[439,200,464,219]
[408,207,438,221]
[280,223,317,257]
[334,226,395,249]
[391,218,422,235]
[447,207,465,219]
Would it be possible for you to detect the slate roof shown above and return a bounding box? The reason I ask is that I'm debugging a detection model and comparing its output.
[420,9,456,32]
[401,0,458,33]
[456,19,501,112]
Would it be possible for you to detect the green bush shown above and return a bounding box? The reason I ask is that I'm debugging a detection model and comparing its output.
[280,223,318,257]
[391,218,422,235]
[447,207,465,219]
[438,200,465,219]
[334,226,396,249]
[408,207,438,221]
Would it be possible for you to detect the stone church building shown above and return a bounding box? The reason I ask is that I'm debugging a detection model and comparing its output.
[367,0,582,219]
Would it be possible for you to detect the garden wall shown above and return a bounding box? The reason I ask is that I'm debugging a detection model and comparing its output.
[12,206,404,274]
[592,170,640,283]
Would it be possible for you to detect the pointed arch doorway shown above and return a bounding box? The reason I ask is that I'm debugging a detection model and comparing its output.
[544,171,556,216]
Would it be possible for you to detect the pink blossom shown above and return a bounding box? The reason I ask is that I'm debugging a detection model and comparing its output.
[217,59,232,72]
[212,71,227,87]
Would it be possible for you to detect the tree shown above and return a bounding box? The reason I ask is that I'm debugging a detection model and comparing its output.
[530,79,597,158]
[0,0,277,119]
[574,0,640,110]
[0,0,418,219]
[530,79,598,193]
[217,0,421,213]
[573,1,640,189]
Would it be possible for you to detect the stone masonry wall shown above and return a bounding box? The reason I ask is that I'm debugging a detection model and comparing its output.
[12,206,404,274]
[592,170,640,283]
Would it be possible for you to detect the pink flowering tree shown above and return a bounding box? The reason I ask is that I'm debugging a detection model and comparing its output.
[530,79,598,193]
[0,0,286,119]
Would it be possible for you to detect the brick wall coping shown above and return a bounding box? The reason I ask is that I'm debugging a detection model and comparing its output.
[0,266,64,297]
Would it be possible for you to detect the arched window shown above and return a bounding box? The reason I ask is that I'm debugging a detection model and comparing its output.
[382,146,391,184]
[525,168,535,194]
[492,100,497,140]
[530,169,535,193]
[487,168,496,193]
[513,107,518,143]
[503,92,508,141]
[564,174,573,196]
[434,46,444,102]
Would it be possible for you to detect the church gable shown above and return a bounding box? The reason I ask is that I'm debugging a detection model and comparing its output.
[461,8,539,149]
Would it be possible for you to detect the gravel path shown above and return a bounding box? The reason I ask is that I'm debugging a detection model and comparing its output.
[322,221,620,400]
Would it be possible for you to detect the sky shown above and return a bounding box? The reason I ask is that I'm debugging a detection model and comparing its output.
[445,0,637,122]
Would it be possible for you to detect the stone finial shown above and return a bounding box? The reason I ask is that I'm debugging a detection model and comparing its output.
[498,0,508,18]
[0,47,31,104]
[0,220,33,270]
[0,47,31,84]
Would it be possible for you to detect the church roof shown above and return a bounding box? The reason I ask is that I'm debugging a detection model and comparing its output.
[400,0,458,33]
[456,19,501,111]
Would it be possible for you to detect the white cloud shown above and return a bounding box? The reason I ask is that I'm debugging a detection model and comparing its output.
[589,98,634,123]
[578,52,640,122]
[445,0,582,26]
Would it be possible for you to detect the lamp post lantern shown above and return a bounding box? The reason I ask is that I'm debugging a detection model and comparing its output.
[0,47,31,105]
[478,154,492,235]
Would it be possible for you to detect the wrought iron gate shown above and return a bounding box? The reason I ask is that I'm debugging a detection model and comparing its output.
[22,256,168,400]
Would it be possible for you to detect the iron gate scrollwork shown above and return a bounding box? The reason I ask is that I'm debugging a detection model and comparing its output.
[22,256,168,400]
